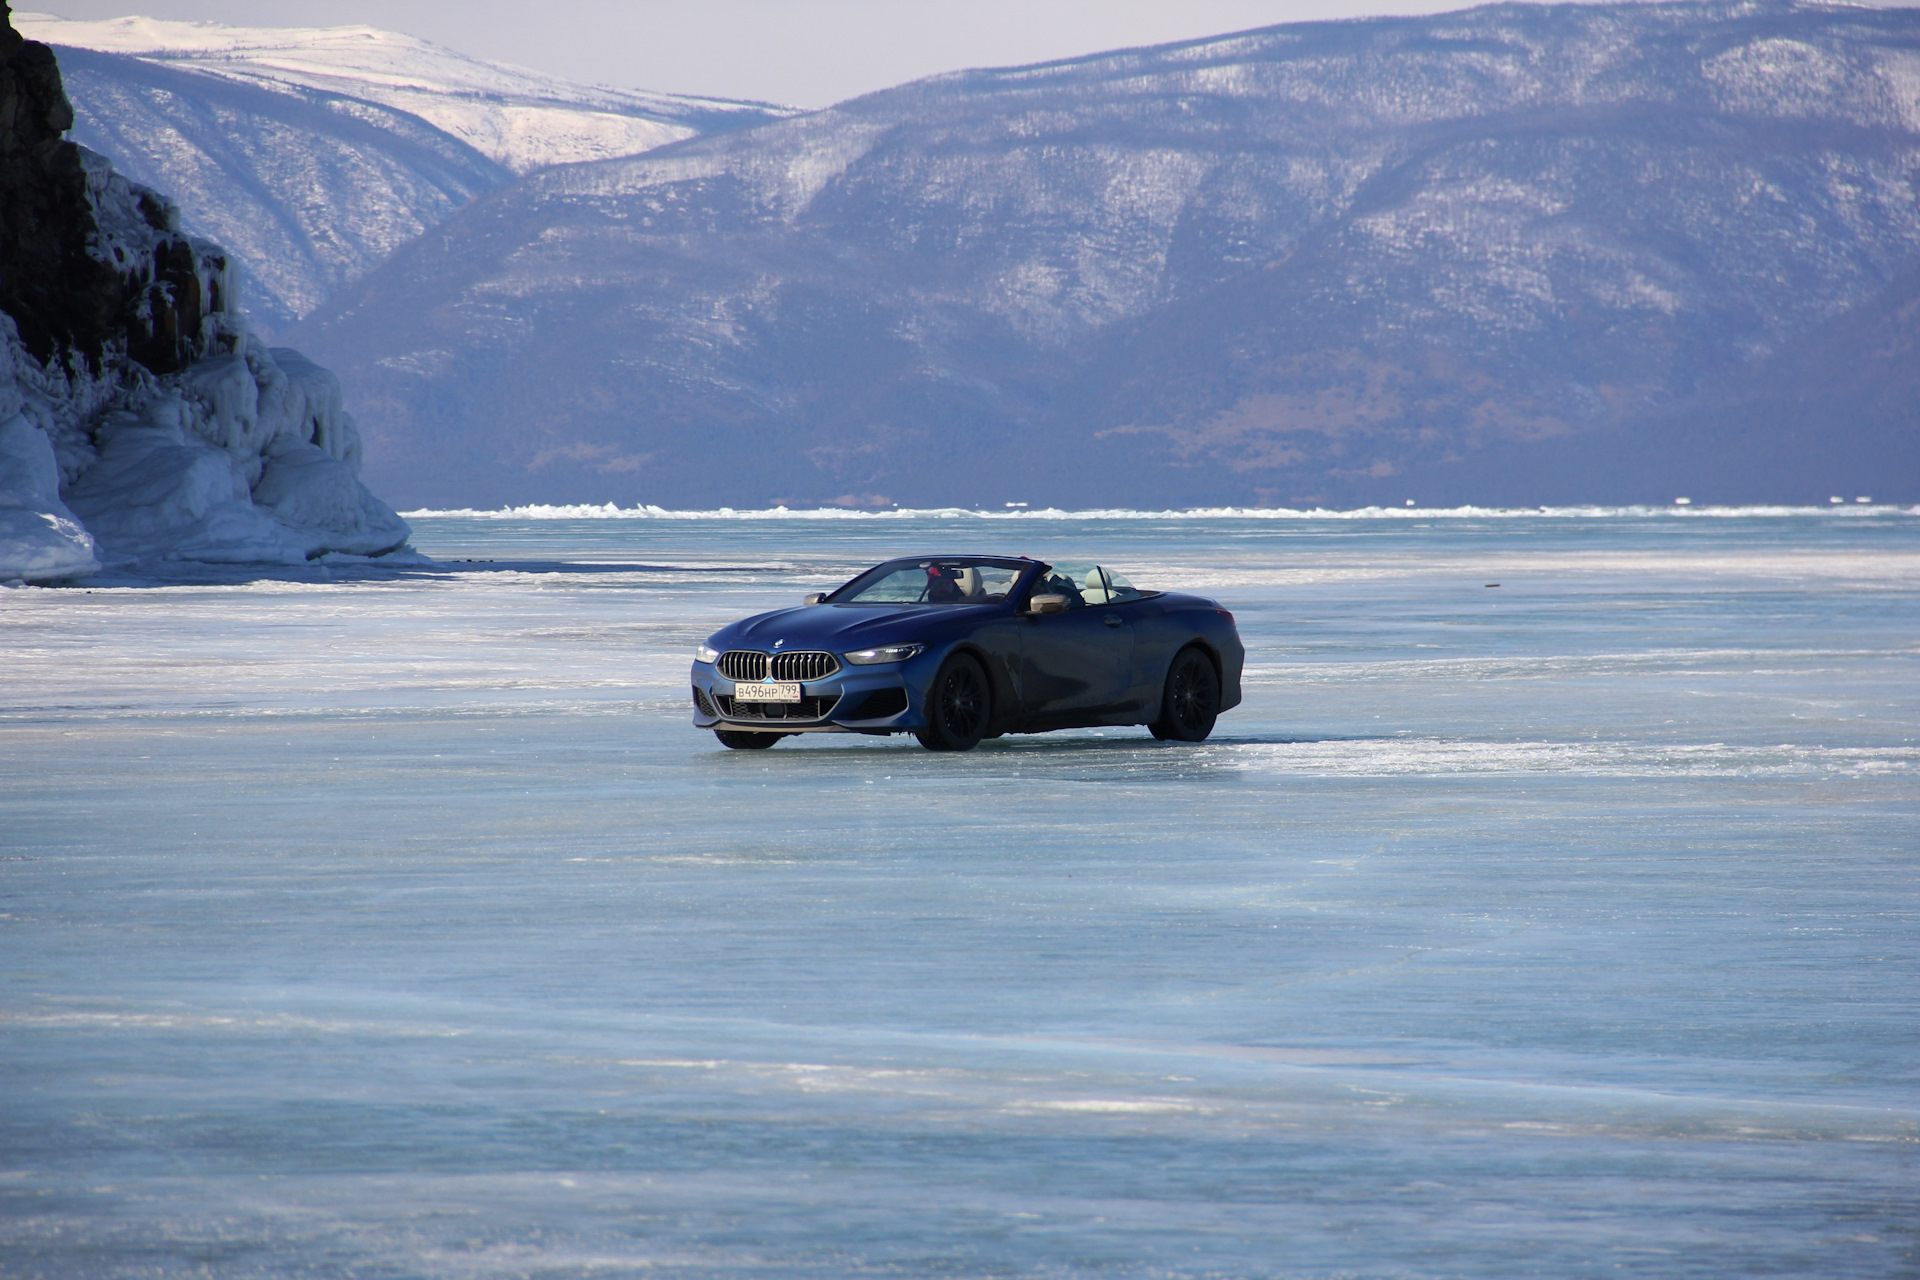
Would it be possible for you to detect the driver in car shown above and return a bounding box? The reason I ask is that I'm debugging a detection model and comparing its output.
[925,564,965,603]
[1038,570,1085,607]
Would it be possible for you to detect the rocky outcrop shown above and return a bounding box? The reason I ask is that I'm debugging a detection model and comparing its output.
[0,2,408,582]
[0,7,220,375]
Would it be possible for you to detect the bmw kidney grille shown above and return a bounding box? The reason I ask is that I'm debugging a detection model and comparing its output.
[718,650,840,682]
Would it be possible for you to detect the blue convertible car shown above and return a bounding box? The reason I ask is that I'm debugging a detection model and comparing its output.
[691,555,1244,750]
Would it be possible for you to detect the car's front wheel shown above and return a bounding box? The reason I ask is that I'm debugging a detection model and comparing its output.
[1149,647,1220,742]
[915,653,989,752]
[715,729,783,750]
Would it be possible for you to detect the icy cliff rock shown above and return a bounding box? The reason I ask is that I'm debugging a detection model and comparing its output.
[0,6,408,582]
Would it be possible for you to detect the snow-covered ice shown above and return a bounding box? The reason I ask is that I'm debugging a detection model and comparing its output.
[2,510,1915,1277]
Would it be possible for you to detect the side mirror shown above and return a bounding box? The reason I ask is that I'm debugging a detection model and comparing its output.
[803,593,826,605]
[1026,593,1068,615]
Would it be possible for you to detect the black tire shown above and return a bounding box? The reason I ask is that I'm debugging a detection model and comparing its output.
[1149,647,1220,742]
[915,653,990,752]
[715,729,782,750]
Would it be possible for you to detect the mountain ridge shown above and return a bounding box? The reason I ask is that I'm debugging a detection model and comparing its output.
[24,11,796,334]
[287,0,1920,507]
[17,12,794,173]
[52,44,509,335]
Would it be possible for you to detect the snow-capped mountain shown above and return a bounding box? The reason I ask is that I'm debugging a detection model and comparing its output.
[288,1,1920,510]
[17,13,789,174]
[19,12,795,333]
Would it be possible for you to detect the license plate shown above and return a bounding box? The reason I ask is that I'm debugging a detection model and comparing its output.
[733,681,801,703]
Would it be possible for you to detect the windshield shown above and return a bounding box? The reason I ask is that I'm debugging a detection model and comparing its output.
[1031,563,1150,607]
[836,558,1030,605]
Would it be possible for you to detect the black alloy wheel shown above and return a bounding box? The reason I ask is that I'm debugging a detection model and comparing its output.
[715,729,783,750]
[1150,647,1220,742]
[915,653,990,752]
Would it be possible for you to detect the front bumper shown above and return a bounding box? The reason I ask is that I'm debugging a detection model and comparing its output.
[690,660,923,734]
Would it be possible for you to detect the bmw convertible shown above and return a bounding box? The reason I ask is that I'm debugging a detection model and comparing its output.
[691,555,1244,751]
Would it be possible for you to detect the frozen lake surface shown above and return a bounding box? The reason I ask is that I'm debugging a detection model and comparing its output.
[4,508,1917,1278]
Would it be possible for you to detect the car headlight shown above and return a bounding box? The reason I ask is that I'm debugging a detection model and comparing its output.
[843,642,923,665]
[694,642,721,663]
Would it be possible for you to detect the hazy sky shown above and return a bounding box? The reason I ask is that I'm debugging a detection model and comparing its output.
[31,0,1920,106]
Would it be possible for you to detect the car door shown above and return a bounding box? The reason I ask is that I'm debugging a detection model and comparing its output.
[1017,565,1135,724]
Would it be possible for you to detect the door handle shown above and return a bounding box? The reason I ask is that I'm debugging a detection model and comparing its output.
[1103,615,1122,628]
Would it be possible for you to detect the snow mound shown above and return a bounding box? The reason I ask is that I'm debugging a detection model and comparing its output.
[61,336,408,565]
[0,409,97,583]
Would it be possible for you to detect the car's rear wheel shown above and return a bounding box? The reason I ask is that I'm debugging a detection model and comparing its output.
[1149,647,1220,742]
[715,729,783,750]
[915,653,989,752]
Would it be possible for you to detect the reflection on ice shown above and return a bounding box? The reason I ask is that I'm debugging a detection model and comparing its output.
[2,510,1916,1277]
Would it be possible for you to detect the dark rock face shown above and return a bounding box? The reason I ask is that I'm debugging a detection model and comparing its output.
[291,0,1920,509]
[0,12,110,366]
[124,226,222,373]
[0,2,224,375]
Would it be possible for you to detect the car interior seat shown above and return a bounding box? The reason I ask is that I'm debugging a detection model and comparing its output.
[955,565,983,599]
[1079,568,1110,605]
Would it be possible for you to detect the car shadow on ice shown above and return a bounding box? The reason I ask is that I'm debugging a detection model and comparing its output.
[699,733,1343,759]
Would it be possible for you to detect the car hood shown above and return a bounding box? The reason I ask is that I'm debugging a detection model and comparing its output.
[716,603,999,651]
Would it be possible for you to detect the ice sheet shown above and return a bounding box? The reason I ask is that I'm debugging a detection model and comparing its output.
[2,511,1916,1277]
